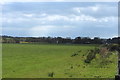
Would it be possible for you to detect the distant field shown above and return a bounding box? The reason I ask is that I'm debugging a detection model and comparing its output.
[2,43,117,78]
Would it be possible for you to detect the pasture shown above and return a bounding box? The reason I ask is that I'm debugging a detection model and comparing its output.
[2,43,117,78]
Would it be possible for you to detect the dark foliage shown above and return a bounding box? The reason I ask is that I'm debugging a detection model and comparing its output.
[71,53,78,57]
[48,72,54,77]
[84,48,100,63]
[84,50,96,63]
[107,44,119,51]
[1,35,120,44]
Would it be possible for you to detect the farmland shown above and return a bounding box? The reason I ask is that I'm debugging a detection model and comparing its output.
[2,43,118,78]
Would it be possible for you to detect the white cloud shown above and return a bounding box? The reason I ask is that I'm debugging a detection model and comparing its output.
[3,12,117,25]
[2,2,117,38]
[73,7,81,13]
[98,17,117,23]
[90,6,99,12]
[28,25,79,37]
[23,13,34,17]
[72,4,117,17]
[70,14,97,21]
[41,13,47,16]
[29,25,65,37]
[112,35,118,37]
[29,25,53,36]
[3,17,30,23]
[42,15,69,21]
[73,6,99,14]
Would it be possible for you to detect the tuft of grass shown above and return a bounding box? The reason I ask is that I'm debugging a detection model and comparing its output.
[48,72,54,77]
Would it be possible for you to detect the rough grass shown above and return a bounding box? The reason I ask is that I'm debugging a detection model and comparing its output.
[2,43,118,78]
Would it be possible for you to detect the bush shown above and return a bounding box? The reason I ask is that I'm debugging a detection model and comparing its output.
[84,48,99,63]
[71,53,78,57]
[94,47,100,53]
[48,72,54,77]
[99,47,109,58]
[107,44,119,51]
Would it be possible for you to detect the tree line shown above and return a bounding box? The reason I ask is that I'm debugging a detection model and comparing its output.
[1,35,120,44]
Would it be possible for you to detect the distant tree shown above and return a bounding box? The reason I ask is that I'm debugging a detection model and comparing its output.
[93,37,102,44]
[74,37,82,44]
[1,35,120,44]
[81,37,91,44]
[56,37,63,44]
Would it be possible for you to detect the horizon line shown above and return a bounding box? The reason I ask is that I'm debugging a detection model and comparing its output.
[1,35,119,39]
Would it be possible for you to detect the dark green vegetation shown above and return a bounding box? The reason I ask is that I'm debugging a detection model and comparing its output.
[2,35,119,44]
[2,44,118,78]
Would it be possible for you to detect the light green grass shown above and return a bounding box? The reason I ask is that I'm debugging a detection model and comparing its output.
[2,43,117,78]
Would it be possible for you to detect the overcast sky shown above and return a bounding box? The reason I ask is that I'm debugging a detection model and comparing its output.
[2,2,118,38]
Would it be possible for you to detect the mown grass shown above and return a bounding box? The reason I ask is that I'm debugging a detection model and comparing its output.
[2,43,117,78]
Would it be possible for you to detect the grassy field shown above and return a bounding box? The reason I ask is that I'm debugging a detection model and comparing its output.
[2,43,117,78]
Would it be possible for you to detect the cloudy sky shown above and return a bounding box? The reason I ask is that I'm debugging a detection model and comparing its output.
[2,2,118,38]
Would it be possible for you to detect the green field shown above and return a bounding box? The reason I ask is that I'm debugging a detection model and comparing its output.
[2,43,118,78]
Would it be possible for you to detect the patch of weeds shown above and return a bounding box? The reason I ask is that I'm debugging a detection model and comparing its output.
[48,72,54,77]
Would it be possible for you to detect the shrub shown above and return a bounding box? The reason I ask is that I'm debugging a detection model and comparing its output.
[99,47,109,58]
[48,72,54,77]
[94,47,100,53]
[107,44,119,51]
[84,48,99,63]
[71,53,78,57]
